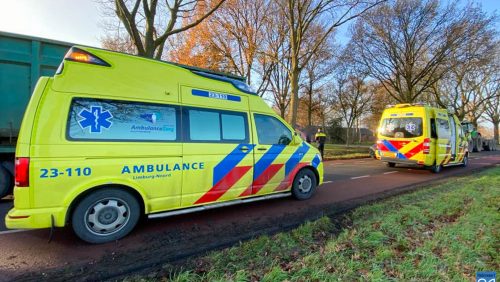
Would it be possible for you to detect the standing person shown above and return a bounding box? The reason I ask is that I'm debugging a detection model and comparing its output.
[315,128,327,159]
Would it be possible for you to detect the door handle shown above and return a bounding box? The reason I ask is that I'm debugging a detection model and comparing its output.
[257,147,267,151]
[240,146,250,151]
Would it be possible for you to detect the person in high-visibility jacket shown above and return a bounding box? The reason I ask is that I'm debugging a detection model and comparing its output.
[315,128,327,159]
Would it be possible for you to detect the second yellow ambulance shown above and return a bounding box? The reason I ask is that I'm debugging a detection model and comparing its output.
[377,104,468,173]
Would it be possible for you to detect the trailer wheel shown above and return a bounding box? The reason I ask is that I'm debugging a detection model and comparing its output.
[291,168,317,200]
[386,162,396,168]
[71,188,140,244]
[0,165,13,199]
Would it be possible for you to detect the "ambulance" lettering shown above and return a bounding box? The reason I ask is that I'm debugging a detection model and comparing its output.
[121,162,205,174]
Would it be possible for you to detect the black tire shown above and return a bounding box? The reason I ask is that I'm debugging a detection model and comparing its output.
[0,165,13,199]
[431,163,442,173]
[291,168,317,200]
[71,188,140,244]
[369,149,375,159]
[461,154,468,167]
[386,162,396,168]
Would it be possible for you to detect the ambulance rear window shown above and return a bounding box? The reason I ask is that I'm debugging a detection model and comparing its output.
[380,118,423,138]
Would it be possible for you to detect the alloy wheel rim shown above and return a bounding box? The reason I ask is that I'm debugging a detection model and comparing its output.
[85,198,130,236]
[298,175,312,193]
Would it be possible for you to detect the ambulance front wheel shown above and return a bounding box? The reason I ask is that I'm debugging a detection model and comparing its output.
[71,188,141,244]
[292,168,317,200]
[386,162,396,168]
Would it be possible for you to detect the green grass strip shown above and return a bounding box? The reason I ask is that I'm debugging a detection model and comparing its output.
[128,167,500,282]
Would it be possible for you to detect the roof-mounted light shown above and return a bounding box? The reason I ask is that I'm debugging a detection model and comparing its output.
[64,47,111,67]
[192,71,256,95]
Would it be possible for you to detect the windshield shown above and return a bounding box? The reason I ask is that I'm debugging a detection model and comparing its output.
[380,117,423,138]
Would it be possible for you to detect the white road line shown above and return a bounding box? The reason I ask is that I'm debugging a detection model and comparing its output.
[323,181,333,184]
[473,158,480,160]
[383,171,398,175]
[351,175,370,180]
[0,229,31,235]
[474,162,493,165]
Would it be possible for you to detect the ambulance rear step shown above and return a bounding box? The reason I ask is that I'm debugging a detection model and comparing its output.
[148,192,292,219]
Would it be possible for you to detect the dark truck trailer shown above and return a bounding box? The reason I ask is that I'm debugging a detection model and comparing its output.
[0,32,72,198]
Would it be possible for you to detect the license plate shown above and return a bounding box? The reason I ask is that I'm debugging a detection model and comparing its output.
[383,152,397,158]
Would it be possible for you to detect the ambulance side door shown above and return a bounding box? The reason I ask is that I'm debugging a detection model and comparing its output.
[435,116,452,165]
[243,113,297,196]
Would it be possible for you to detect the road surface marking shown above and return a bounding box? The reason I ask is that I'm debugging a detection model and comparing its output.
[473,158,480,160]
[383,171,398,175]
[351,175,370,179]
[0,229,31,235]
[474,162,493,165]
[323,181,333,184]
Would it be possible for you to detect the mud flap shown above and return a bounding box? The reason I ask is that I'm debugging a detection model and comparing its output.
[48,214,55,243]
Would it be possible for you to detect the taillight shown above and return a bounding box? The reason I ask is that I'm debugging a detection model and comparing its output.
[64,47,111,67]
[15,158,30,187]
[423,138,431,154]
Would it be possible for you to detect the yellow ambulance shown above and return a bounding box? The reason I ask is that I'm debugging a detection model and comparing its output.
[6,47,323,243]
[377,104,468,173]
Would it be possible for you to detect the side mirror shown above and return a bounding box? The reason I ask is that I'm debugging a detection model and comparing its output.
[292,134,303,146]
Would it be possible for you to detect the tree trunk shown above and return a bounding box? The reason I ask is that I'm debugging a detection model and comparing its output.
[287,68,300,128]
[307,88,313,126]
[346,126,350,147]
[493,119,499,144]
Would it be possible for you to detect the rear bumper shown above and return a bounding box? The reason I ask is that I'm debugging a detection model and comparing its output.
[5,207,67,229]
[381,157,419,165]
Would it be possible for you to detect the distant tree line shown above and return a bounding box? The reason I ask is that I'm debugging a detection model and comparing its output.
[99,0,499,145]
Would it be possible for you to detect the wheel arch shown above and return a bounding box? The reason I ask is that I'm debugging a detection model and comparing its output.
[296,165,320,185]
[65,183,147,224]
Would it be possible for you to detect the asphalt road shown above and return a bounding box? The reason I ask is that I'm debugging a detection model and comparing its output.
[0,151,499,281]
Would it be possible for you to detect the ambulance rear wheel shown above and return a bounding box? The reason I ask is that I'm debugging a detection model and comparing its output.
[461,154,468,167]
[386,162,396,168]
[292,168,317,200]
[431,164,442,173]
[72,188,140,244]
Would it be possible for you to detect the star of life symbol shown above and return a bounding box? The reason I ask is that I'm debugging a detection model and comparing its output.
[78,106,113,133]
[405,122,416,132]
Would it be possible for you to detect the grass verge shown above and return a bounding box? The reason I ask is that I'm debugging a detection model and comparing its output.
[129,167,499,281]
[322,144,371,160]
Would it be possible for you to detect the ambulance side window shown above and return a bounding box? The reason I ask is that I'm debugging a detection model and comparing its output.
[436,118,451,138]
[67,98,179,142]
[254,114,292,145]
[185,108,249,143]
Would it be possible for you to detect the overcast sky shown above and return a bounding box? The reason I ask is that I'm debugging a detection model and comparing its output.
[0,0,498,47]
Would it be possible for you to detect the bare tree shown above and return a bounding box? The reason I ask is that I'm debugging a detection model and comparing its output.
[332,50,373,147]
[102,0,226,59]
[483,47,500,143]
[431,16,498,123]
[352,0,495,103]
[301,33,335,126]
[272,0,384,128]
[484,89,500,144]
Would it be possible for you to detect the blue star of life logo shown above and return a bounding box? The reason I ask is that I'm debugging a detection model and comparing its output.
[78,106,113,133]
